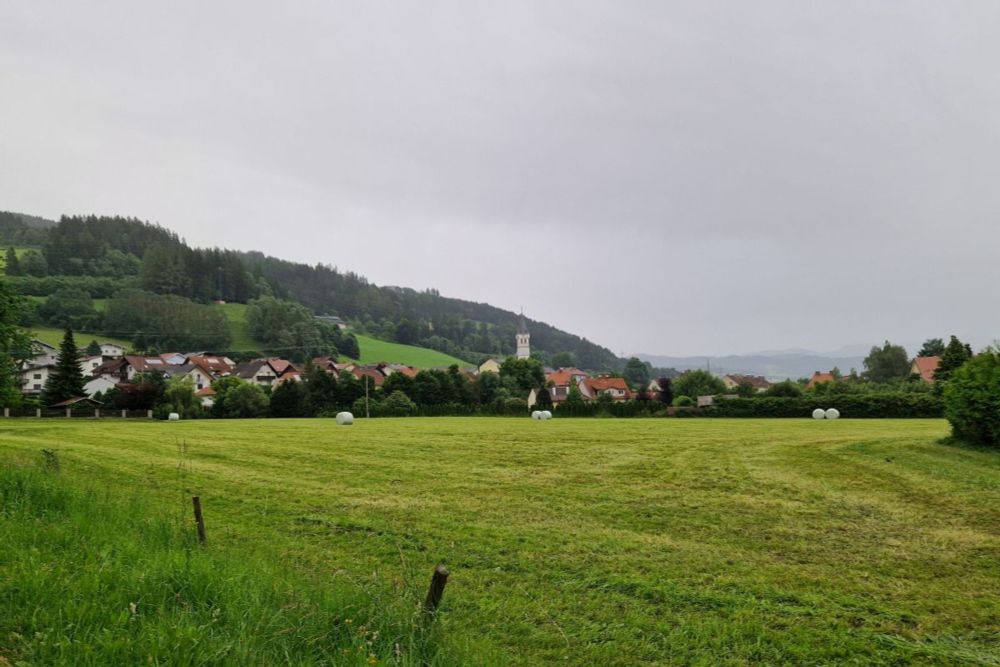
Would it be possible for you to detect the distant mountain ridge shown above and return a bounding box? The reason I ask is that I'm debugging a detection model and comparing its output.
[633,351,867,381]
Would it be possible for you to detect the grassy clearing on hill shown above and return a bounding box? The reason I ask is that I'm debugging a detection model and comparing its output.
[1,418,997,665]
[352,334,470,367]
[26,326,130,351]
[0,247,36,269]
[215,303,467,366]
[215,302,260,354]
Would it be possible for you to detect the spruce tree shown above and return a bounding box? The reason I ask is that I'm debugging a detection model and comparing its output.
[86,339,102,356]
[41,329,87,405]
[934,335,973,385]
[4,247,20,276]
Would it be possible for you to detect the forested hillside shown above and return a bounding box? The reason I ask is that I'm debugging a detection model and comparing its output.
[3,213,620,369]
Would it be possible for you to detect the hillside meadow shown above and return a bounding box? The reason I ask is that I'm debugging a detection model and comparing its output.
[1,418,998,665]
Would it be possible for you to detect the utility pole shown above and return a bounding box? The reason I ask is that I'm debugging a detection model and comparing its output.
[364,375,370,418]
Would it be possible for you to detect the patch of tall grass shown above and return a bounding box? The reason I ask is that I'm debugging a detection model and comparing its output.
[0,456,469,666]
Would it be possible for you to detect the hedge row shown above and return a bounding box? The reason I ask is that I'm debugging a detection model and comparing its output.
[707,394,942,418]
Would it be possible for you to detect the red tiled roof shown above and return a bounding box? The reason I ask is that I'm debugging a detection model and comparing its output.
[187,355,234,374]
[726,374,771,389]
[806,371,836,388]
[912,356,941,383]
[584,376,630,393]
[546,368,588,386]
[196,387,216,396]
[352,367,385,386]
[268,358,294,375]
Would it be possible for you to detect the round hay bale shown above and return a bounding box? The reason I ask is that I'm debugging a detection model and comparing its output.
[531,411,542,420]
[336,411,354,425]
[825,408,840,420]
[812,408,826,420]
[167,412,180,421]
[541,410,553,420]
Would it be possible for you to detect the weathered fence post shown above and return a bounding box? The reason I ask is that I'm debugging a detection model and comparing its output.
[121,409,127,418]
[192,496,207,545]
[95,408,100,419]
[3,407,8,418]
[35,408,41,418]
[423,564,450,618]
[65,408,71,419]
[147,409,153,419]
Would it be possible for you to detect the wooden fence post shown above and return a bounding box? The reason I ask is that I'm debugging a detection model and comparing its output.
[95,409,100,418]
[147,409,153,419]
[65,408,71,418]
[121,409,127,418]
[36,408,41,418]
[423,564,450,618]
[3,407,8,418]
[192,496,207,545]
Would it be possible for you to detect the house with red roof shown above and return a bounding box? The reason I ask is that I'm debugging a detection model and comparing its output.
[581,376,633,402]
[911,356,941,384]
[806,371,838,389]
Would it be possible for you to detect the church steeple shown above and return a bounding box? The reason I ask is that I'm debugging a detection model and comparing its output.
[516,311,530,359]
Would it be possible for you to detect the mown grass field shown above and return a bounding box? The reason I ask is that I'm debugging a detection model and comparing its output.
[1,418,997,665]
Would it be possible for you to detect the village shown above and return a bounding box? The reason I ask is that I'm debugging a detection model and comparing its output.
[11,314,948,416]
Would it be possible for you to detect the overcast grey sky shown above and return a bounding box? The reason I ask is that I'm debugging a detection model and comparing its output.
[2,2,998,356]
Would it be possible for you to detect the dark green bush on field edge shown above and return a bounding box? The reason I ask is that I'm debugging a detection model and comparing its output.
[708,393,942,418]
[942,348,1000,447]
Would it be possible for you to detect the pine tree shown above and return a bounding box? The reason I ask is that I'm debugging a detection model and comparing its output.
[41,330,87,405]
[4,247,20,276]
[935,335,973,385]
[86,340,102,356]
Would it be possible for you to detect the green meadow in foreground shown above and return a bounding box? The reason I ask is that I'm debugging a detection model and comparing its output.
[1,418,998,665]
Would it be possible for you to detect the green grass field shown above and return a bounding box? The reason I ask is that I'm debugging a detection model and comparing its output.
[215,302,260,353]
[352,334,471,367]
[1,418,997,665]
[26,326,131,351]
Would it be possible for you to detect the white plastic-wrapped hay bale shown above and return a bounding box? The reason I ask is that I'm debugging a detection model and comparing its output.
[336,411,354,425]
[168,412,180,421]
[812,408,826,420]
[531,411,542,420]
[540,410,552,420]
[825,408,840,420]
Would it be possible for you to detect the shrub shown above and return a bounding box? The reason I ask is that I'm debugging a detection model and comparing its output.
[673,395,694,407]
[942,349,1000,447]
[381,390,417,416]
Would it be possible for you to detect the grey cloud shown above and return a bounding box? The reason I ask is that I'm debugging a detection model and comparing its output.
[1,1,998,355]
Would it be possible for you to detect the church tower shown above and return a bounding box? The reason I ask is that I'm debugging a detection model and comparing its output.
[516,312,530,359]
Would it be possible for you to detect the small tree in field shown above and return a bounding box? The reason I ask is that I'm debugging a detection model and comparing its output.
[86,340,102,356]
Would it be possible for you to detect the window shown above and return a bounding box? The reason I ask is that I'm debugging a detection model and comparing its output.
[33,374,42,379]
[33,384,41,390]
